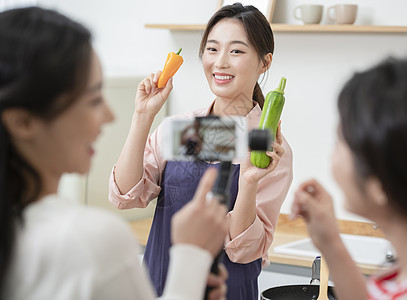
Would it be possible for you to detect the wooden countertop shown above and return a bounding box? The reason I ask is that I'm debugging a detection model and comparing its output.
[129,217,153,246]
[129,214,386,275]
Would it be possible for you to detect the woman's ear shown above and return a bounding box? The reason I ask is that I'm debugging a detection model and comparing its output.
[1,108,39,140]
[261,53,273,74]
[365,177,388,207]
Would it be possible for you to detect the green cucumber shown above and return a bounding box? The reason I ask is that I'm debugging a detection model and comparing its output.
[250,77,286,168]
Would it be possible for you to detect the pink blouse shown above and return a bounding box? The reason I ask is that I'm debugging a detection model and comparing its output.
[109,102,293,266]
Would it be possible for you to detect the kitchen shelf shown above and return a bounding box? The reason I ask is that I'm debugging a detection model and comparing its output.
[145,23,407,33]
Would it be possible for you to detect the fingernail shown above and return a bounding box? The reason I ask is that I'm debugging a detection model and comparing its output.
[206,191,214,202]
[305,185,315,194]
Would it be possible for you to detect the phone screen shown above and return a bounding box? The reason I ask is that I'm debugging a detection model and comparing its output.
[164,116,247,161]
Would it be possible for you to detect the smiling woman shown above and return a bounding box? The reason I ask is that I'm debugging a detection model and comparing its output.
[0,6,229,300]
[109,3,293,300]
[201,18,272,115]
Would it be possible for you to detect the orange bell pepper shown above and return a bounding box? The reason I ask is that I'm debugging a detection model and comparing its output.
[157,48,184,88]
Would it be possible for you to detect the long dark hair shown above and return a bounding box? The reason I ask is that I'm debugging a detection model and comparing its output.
[338,57,407,215]
[199,2,274,109]
[0,6,92,292]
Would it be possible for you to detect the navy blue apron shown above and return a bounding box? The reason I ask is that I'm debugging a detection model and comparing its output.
[143,160,261,300]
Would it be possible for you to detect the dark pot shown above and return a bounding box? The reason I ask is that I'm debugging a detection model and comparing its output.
[261,284,336,300]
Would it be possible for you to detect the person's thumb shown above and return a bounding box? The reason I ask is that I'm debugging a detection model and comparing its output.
[160,77,173,100]
[193,167,217,206]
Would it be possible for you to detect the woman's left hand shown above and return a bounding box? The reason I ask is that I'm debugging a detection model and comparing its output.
[240,123,285,185]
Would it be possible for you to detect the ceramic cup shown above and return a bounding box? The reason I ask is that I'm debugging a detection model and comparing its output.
[294,4,323,24]
[327,4,358,24]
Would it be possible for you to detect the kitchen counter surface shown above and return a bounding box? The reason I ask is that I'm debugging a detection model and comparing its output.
[129,213,387,275]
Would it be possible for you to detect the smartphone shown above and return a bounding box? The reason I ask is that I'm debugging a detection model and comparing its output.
[163,116,248,161]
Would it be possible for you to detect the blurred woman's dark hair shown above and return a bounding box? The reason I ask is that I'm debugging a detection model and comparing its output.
[198,2,274,109]
[0,6,92,292]
[338,57,407,215]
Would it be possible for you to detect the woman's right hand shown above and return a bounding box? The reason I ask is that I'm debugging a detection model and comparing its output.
[171,168,229,257]
[135,71,173,117]
[290,179,342,252]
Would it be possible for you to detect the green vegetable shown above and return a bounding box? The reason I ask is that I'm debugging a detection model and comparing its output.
[250,77,287,168]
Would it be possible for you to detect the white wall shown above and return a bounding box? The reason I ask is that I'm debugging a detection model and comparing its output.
[37,0,407,221]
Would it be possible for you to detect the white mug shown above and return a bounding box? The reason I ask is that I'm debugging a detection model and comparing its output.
[294,4,323,24]
[328,4,358,24]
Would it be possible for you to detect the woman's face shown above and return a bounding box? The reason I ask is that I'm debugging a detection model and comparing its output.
[331,132,370,217]
[32,50,114,178]
[202,18,265,103]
